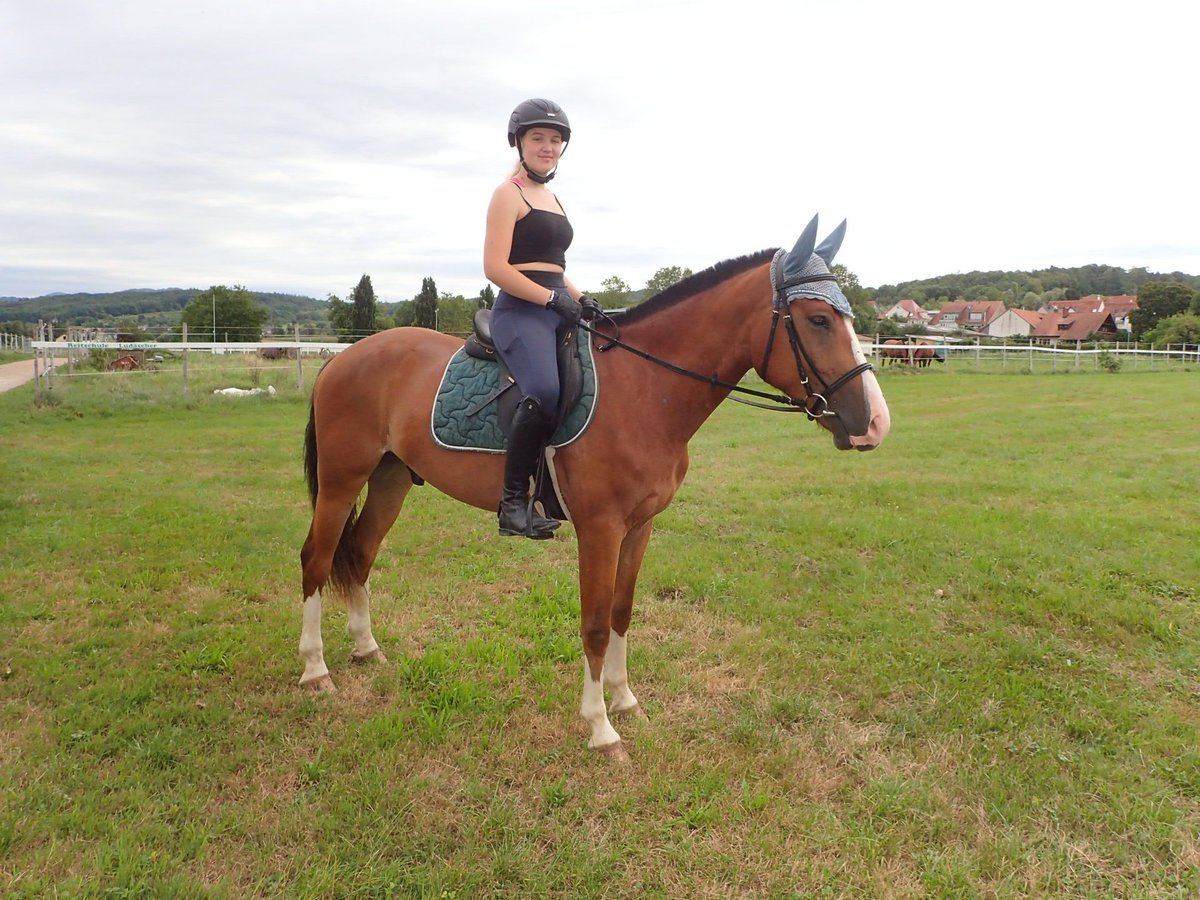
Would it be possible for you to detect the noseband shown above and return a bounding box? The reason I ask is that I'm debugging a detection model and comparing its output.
[763,249,875,419]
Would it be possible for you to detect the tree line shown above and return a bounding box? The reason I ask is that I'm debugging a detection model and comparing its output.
[3,263,1197,345]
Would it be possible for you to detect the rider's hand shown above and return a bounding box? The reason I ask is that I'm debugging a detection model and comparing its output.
[579,295,603,322]
[546,290,582,325]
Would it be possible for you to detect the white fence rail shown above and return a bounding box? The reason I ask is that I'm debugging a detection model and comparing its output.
[862,339,1200,371]
[23,333,1198,401]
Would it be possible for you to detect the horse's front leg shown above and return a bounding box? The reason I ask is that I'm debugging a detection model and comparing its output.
[605,520,654,720]
[576,521,626,758]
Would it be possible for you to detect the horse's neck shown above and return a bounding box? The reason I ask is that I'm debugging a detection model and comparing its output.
[613,268,764,437]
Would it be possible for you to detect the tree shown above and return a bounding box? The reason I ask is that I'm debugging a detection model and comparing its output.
[831,264,878,325]
[644,266,693,297]
[1142,313,1200,346]
[478,284,495,310]
[592,275,635,310]
[436,292,475,335]
[326,293,353,341]
[349,274,378,338]
[413,277,438,330]
[181,285,269,341]
[1130,281,1196,339]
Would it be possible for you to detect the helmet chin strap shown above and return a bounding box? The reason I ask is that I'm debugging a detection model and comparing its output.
[520,159,556,184]
[517,134,566,184]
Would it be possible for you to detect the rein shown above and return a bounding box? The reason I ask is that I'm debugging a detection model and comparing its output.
[579,317,812,414]
[579,261,874,420]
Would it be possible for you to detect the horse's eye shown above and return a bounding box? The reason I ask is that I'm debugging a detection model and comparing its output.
[808,315,830,330]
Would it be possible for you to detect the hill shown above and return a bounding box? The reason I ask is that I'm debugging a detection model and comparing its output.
[0,288,330,332]
[871,263,1200,309]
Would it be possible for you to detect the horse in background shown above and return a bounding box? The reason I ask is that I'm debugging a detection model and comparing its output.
[879,339,944,367]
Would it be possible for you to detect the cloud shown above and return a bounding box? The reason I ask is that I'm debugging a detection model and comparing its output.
[1,0,1197,302]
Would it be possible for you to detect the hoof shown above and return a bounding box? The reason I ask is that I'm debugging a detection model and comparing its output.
[300,674,336,693]
[351,648,388,664]
[593,741,631,763]
[611,703,648,721]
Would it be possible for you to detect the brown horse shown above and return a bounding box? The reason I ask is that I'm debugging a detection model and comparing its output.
[298,219,891,759]
[879,339,944,367]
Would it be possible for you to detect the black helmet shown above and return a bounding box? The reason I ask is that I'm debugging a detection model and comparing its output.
[507,98,571,147]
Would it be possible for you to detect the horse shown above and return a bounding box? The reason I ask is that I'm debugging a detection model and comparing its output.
[879,339,943,367]
[298,215,891,760]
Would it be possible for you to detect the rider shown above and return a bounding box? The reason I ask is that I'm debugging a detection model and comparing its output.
[483,98,601,540]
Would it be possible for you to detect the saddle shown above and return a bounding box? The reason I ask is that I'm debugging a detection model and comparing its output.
[433,309,598,522]
[463,309,586,438]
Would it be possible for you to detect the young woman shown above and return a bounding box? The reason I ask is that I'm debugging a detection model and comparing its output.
[483,98,601,540]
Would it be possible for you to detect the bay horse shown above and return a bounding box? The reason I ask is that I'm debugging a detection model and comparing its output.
[298,216,891,759]
[880,339,944,367]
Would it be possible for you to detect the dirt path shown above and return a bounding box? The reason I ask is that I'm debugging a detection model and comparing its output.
[0,358,64,394]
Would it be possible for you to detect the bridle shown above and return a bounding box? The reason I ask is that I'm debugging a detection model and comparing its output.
[761,248,875,419]
[578,252,874,421]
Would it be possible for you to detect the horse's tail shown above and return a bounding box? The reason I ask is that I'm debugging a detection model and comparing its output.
[304,384,361,596]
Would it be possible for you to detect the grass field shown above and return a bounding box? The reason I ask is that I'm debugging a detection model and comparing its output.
[2,362,1198,897]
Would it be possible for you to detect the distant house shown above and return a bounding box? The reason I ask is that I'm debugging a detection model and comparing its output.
[1043,295,1137,332]
[928,300,1007,333]
[983,307,1042,338]
[1030,310,1120,343]
[880,298,931,324]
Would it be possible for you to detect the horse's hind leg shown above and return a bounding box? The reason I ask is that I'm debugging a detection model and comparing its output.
[345,456,414,664]
[299,490,358,691]
[298,454,401,690]
[605,521,654,720]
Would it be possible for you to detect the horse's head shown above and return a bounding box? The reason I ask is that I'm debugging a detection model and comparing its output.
[757,215,890,451]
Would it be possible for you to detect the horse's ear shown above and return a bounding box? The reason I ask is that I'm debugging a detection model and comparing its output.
[783,214,820,280]
[815,219,847,266]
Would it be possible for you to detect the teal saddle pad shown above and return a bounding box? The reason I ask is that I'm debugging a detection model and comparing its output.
[431,330,598,453]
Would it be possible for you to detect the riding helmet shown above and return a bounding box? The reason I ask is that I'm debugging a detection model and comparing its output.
[507,98,571,146]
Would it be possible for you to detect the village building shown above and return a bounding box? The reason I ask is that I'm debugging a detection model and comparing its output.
[1030,310,1120,343]
[927,300,1006,333]
[1042,294,1137,332]
[982,307,1042,338]
[879,298,932,325]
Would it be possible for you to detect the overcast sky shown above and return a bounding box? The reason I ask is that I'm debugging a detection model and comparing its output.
[2,0,1196,303]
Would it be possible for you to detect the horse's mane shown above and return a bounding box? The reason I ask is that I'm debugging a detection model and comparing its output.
[613,248,777,326]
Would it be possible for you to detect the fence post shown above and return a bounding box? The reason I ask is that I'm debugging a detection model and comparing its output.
[33,321,43,402]
[295,324,303,391]
[46,322,55,391]
[182,323,189,397]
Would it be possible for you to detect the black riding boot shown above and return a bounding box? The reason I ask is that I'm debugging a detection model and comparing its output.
[498,397,560,539]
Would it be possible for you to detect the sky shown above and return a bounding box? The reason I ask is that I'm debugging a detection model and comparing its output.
[2,0,1197,304]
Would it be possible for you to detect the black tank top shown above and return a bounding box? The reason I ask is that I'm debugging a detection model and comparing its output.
[507,182,573,268]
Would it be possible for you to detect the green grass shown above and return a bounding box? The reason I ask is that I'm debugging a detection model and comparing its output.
[2,365,1198,897]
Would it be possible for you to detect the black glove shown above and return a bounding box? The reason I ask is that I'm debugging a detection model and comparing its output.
[546,289,582,325]
[579,295,603,322]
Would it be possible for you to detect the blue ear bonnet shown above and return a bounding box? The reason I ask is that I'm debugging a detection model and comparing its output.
[771,215,853,318]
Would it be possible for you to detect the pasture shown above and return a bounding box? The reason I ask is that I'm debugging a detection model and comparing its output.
[1,363,1198,897]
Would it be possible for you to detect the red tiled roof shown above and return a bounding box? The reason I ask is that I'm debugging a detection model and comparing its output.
[1011,308,1043,326]
[929,300,1006,329]
[1031,310,1119,341]
[1046,295,1138,315]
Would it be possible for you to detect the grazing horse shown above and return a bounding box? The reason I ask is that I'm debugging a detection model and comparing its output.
[880,339,943,367]
[298,216,891,758]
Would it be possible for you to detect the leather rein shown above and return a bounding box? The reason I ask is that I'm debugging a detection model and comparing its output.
[579,263,874,421]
